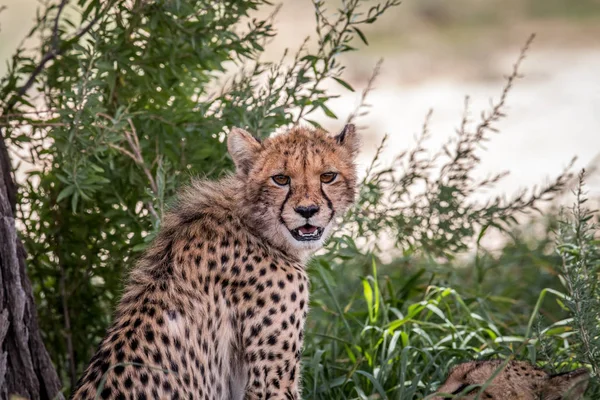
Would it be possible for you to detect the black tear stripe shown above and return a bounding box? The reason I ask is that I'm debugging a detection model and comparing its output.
[279,186,293,226]
[320,185,335,223]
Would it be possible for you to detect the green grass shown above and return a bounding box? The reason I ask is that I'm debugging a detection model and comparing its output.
[303,219,598,398]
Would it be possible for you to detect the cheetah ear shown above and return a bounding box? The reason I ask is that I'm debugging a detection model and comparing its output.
[228,127,262,175]
[544,369,589,399]
[334,124,359,158]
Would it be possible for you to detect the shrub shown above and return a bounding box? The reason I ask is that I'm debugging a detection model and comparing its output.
[303,38,598,399]
[1,0,398,390]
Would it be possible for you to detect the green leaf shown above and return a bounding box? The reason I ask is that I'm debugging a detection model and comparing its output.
[132,243,148,252]
[301,55,319,63]
[56,185,75,203]
[353,27,368,45]
[320,104,337,119]
[332,77,355,92]
[81,0,99,22]
[70,191,79,213]
[371,258,380,321]
[305,119,323,129]
[362,278,374,322]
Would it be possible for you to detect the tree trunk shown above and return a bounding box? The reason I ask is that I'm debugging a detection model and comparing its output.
[0,132,64,400]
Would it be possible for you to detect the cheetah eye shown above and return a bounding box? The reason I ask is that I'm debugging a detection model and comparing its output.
[272,175,290,186]
[320,172,337,184]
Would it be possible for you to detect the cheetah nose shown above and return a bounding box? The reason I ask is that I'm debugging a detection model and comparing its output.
[295,205,319,219]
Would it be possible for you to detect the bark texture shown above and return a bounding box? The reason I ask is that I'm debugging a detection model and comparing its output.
[0,133,64,400]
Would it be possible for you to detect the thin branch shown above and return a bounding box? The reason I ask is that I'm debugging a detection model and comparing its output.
[474,33,535,141]
[125,119,158,195]
[0,122,67,127]
[99,114,160,220]
[69,1,111,44]
[144,201,159,221]
[1,109,58,117]
[53,0,69,50]
[106,143,136,161]
[346,58,383,125]
[4,1,114,113]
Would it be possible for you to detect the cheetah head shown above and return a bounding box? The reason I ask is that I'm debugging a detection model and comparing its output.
[227,124,359,256]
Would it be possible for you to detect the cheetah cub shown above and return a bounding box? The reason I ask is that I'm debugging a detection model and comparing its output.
[431,360,589,400]
[70,125,359,400]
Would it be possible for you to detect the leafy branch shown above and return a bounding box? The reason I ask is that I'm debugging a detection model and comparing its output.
[556,170,600,377]
[3,0,114,113]
[344,34,573,257]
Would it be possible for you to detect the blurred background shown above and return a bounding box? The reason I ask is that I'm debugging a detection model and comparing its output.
[2,0,600,200]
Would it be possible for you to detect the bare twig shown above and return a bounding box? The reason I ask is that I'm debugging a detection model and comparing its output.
[106,143,136,161]
[144,201,159,221]
[474,33,536,141]
[0,122,67,127]
[294,1,355,124]
[53,0,69,50]
[99,114,160,220]
[1,109,58,117]
[440,34,536,181]
[346,58,383,126]
[125,118,158,195]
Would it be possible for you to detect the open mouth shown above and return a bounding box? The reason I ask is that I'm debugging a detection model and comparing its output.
[289,224,324,241]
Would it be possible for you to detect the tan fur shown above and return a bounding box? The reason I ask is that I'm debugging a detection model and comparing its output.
[232,125,359,258]
[431,360,589,400]
[70,125,358,399]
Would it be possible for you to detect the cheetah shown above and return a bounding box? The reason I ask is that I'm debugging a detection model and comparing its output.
[430,360,589,400]
[70,125,359,399]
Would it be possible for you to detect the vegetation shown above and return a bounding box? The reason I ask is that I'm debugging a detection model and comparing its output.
[0,0,598,399]
[301,44,599,397]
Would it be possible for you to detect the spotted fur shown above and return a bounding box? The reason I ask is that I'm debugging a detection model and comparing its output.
[70,125,359,399]
[431,360,589,400]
